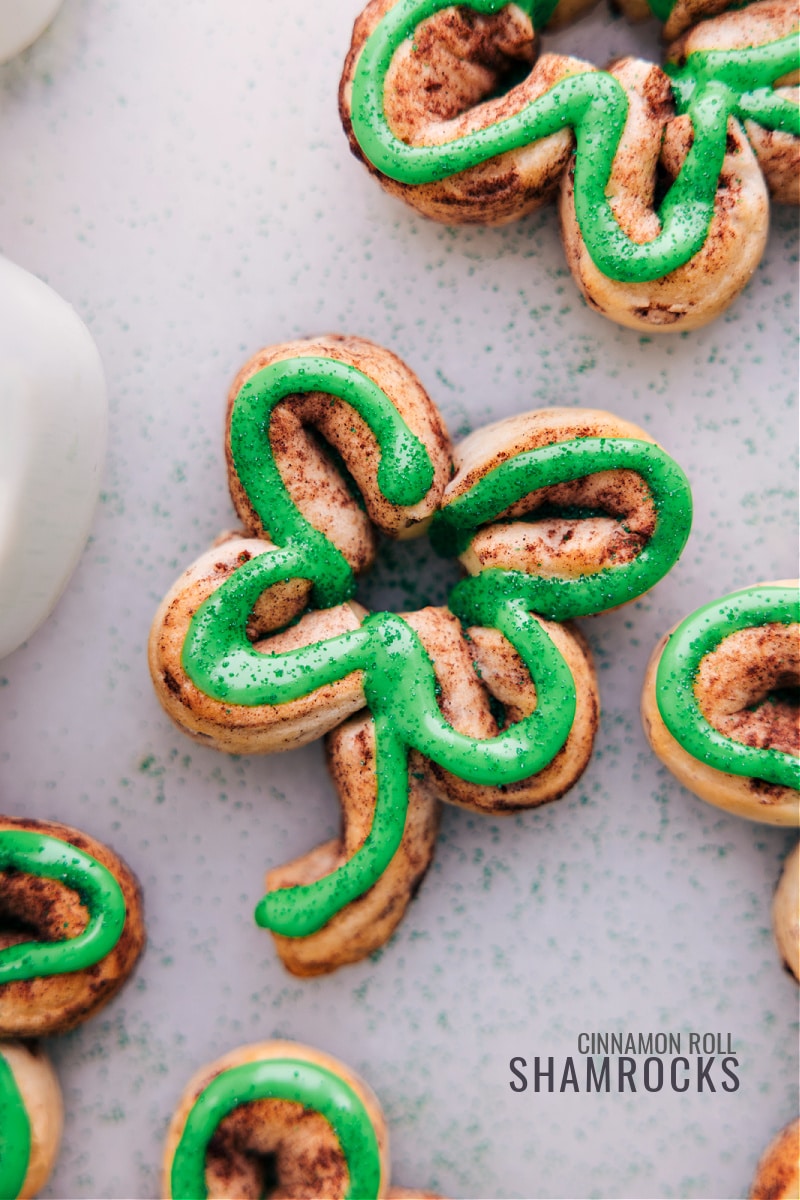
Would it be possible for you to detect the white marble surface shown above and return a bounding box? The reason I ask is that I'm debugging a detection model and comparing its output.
[0,2,797,1197]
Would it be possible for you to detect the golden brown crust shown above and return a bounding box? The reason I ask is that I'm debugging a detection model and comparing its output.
[750,1118,800,1200]
[162,1041,391,1200]
[773,842,800,982]
[0,1040,63,1200]
[545,0,601,27]
[148,535,369,755]
[640,583,800,826]
[0,816,145,1037]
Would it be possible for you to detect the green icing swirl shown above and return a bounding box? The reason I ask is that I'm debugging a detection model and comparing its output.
[182,356,578,938]
[0,1053,30,1200]
[430,437,694,620]
[169,1057,382,1200]
[348,0,799,282]
[251,602,576,936]
[229,357,435,608]
[647,0,675,21]
[656,584,800,789]
[0,830,126,983]
[182,356,693,938]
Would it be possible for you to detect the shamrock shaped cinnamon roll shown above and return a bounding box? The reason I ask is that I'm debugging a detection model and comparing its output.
[339,0,798,331]
[150,336,692,974]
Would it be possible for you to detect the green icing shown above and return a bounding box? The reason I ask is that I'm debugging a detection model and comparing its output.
[182,356,578,939]
[430,438,693,620]
[0,830,126,983]
[665,37,800,129]
[656,584,800,789]
[647,0,675,21]
[229,357,434,608]
[0,1053,30,1200]
[169,1057,382,1200]
[348,0,799,282]
[530,0,561,24]
[252,603,575,936]
[182,357,694,939]
[258,715,411,938]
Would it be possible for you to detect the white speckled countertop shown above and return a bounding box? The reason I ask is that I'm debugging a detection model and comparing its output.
[0,2,797,1197]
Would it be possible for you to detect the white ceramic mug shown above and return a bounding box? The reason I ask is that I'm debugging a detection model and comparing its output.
[0,0,63,63]
[0,256,106,658]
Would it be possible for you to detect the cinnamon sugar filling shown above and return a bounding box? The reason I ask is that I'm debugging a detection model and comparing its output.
[466,469,657,578]
[203,1097,349,1200]
[0,871,88,954]
[695,623,800,758]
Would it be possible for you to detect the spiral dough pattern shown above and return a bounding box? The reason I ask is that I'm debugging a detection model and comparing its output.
[163,1040,445,1200]
[149,335,693,975]
[339,0,798,331]
[641,582,800,824]
[0,815,145,1197]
